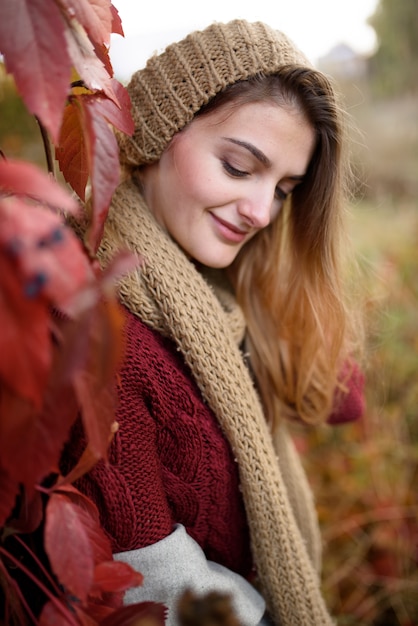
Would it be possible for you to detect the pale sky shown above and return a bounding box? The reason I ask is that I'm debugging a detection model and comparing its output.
[110,0,379,81]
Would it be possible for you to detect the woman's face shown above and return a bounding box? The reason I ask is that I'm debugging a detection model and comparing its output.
[140,100,316,268]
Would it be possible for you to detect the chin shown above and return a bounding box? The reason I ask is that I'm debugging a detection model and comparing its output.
[195,255,236,269]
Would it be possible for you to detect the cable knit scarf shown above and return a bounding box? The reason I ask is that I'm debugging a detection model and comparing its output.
[97,177,335,626]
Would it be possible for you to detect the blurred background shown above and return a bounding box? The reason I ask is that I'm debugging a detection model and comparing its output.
[1,0,417,623]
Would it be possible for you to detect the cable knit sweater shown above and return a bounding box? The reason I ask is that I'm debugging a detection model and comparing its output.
[64,309,253,577]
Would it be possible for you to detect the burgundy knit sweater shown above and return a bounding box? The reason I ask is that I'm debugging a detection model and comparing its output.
[62,308,364,579]
[62,309,253,578]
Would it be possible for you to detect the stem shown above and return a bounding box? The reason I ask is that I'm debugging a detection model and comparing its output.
[12,535,62,597]
[0,547,79,626]
[35,116,55,177]
[0,558,37,625]
[70,80,86,89]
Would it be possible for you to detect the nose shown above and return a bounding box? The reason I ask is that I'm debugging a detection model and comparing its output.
[236,185,275,229]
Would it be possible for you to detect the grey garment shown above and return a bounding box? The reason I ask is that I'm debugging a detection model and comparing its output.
[114,524,267,626]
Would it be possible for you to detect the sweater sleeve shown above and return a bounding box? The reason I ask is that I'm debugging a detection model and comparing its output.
[327,359,365,425]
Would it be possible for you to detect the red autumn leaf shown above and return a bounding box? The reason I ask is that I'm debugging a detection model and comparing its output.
[74,606,101,626]
[60,0,113,47]
[73,368,115,460]
[63,249,140,320]
[0,298,118,490]
[25,226,92,309]
[0,240,51,407]
[110,4,123,36]
[1,298,120,490]
[46,490,114,587]
[86,81,134,135]
[56,100,89,201]
[81,98,120,252]
[0,159,79,214]
[72,300,125,459]
[0,0,71,143]
[99,250,141,298]
[99,603,168,626]
[50,483,113,567]
[45,493,95,602]
[51,483,101,520]
[65,19,117,104]
[73,506,114,571]
[0,195,92,307]
[0,295,49,408]
[93,41,114,77]
[39,599,83,626]
[0,365,78,490]
[84,604,116,624]
[93,561,143,594]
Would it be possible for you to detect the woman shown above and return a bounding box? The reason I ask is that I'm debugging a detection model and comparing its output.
[63,19,364,626]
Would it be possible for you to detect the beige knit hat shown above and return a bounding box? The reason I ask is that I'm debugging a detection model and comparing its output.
[117,19,311,166]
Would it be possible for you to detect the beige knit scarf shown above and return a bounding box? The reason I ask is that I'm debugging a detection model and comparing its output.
[98,177,335,626]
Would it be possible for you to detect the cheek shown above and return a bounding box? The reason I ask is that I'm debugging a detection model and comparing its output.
[175,163,216,208]
[169,136,223,207]
[170,148,205,201]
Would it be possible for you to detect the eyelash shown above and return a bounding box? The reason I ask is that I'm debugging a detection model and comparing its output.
[222,160,247,178]
[222,160,288,202]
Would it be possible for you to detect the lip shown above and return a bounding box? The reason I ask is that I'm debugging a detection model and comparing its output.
[210,213,249,244]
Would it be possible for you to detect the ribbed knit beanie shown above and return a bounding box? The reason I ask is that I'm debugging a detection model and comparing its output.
[117,19,311,166]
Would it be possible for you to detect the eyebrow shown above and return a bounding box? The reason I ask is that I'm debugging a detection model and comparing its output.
[223,137,306,182]
[223,137,271,167]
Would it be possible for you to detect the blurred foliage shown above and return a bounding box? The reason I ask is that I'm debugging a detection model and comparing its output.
[368,0,418,97]
[297,5,418,617]
[0,64,44,166]
[293,201,418,625]
[332,76,418,207]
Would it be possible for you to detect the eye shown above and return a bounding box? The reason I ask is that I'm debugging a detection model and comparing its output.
[222,160,248,178]
[275,187,288,202]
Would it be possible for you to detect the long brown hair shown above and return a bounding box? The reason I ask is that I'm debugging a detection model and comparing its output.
[197,68,363,429]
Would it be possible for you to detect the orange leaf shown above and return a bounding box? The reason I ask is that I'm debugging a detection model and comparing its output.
[56,100,89,201]
[0,0,71,142]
